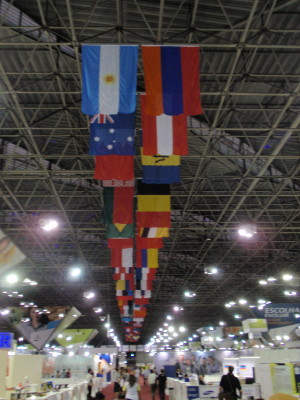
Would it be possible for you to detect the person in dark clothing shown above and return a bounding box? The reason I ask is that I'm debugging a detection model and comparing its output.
[157,369,167,400]
[219,366,242,400]
[95,390,105,400]
[199,375,205,385]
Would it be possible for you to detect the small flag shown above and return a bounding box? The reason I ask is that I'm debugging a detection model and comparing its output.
[103,186,134,224]
[136,248,159,268]
[136,212,171,228]
[141,95,188,155]
[136,237,163,249]
[138,227,169,238]
[108,238,133,249]
[141,148,181,184]
[106,223,134,239]
[94,155,134,180]
[102,179,135,187]
[110,247,133,268]
[89,112,136,155]
[138,195,170,212]
[82,45,138,115]
[142,46,203,116]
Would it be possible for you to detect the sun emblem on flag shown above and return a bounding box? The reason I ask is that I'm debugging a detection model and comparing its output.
[103,74,116,84]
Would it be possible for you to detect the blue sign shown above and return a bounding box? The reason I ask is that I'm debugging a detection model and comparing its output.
[253,303,300,328]
[0,332,13,349]
[187,386,200,400]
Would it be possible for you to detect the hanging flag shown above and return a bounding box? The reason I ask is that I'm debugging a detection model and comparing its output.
[103,186,134,224]
[136,237,163,249]
[82,45,138,115]
[106,223,134,239]
[94,155,134,180]
[138,227,169,238]
[108,238,133,249]
[140,95,188,155]
[136,248,159,268]
[136,211,171,228]
[142,46,203,116]
[89,112,136,155]
[110,247,133,268]
[137,195,170,212]
[138,181,170,195]
[141,148,181,184]
[102,179,135,187]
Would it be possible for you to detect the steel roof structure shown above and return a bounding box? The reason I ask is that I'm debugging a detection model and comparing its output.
[0,0,300,346]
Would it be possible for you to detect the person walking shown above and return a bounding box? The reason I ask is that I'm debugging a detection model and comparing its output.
[123,375,141,400]
[219,366,242,400]
[86,368,94,400]
[148,369,157,400]
[156,369,167,400]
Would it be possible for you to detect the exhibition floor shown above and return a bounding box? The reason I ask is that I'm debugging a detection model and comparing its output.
[102,378,163,400]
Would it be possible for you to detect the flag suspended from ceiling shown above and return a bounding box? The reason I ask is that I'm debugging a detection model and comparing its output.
[106,223,134,239]
[142,46,203,116]
[136,211,171,228]
[136,237,163,249]
[136,248,159,268]
[94,155,134,180]
[103,186,134,225]
[138,227,169,238]
[140,95,188,155]
[137,182,171,212]
[89,112,136,155]
[141,148,181,184]
[102,179,135,187]
[82,45,138,115]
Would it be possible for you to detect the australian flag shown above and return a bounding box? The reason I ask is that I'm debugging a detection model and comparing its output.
[89,112,136,155]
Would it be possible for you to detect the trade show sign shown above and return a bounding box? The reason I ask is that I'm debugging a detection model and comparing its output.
[0,332,13,349]
[242,319,268,333]
[187,386,200,400]
[252,303,300,328]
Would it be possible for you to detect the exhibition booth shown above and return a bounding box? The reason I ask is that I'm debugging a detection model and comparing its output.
[1,345,300,400]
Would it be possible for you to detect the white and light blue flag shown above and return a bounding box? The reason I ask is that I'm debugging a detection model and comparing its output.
[82,45,138,115]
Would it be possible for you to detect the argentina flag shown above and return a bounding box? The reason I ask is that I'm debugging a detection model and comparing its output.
[82,45,138,115]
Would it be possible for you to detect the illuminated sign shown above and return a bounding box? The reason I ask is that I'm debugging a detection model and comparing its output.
[0,332,13,349]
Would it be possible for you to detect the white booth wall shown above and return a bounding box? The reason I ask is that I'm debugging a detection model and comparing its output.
[52,355,93,378]
[7,354,43,387]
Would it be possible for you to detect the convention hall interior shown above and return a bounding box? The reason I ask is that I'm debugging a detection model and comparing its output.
[0,1,300,400]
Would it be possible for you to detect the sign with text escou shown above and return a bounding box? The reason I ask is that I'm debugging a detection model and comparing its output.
[187,386,200,400]
[252,303,300,328]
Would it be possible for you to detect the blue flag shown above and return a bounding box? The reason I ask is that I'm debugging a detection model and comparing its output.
[89,113,136,155]
[82,45,138,115]
[142,165,181,184]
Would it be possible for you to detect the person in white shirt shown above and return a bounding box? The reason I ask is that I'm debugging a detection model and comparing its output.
[148,369,157,400]
[86,368,94,399]
[123,375,141,400]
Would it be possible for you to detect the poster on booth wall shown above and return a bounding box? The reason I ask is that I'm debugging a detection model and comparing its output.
[6,306,81,351]
[270,364,297,395]
[0,230,26,274]
[154,349,253,376]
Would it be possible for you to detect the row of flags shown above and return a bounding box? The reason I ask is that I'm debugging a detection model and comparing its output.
[81,45,203,341]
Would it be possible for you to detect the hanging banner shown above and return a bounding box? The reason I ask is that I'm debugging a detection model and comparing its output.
[56,329,98,347]
[242,319,268,333]
[6,306,81,351]
[0,230,26,274]
[252,303,300,328]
